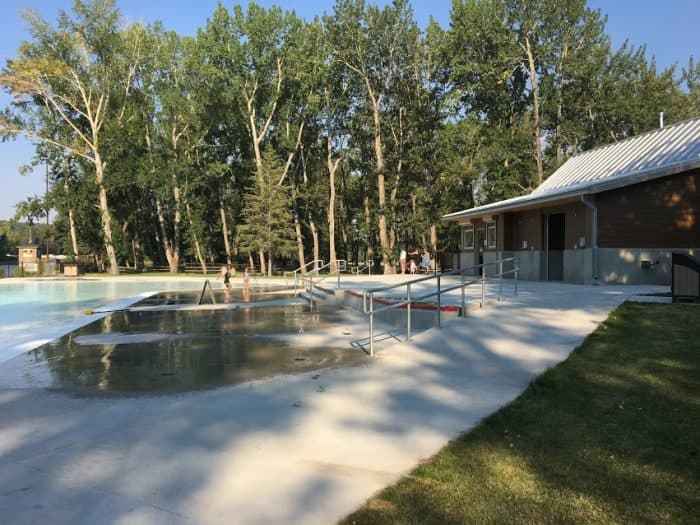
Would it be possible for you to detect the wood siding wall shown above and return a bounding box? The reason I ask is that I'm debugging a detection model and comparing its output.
[511,210,542,250]
[503,201,588,252]
[597,170,700,248]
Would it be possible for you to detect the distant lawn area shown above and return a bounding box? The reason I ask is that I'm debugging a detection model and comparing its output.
[342,302,700,524]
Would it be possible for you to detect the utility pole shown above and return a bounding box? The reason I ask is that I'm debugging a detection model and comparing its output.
[45,161,49,258]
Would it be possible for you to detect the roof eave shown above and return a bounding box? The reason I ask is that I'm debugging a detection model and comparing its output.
[442,158,700,222]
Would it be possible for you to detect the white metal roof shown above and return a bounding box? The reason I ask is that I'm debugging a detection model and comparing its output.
[444,116,700,221]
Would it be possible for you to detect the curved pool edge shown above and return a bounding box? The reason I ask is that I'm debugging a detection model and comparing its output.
[0,292,158,366]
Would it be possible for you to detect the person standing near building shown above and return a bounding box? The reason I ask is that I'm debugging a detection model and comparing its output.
[399,248,407,274]
[420,249,431,273]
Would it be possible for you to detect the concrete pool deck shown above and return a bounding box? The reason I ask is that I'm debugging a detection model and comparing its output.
[0,278,669,524]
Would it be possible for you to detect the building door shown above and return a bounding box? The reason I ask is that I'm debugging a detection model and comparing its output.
[547,213,565,281]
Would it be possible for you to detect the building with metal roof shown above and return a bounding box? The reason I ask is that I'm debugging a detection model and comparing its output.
[443,116,700,285]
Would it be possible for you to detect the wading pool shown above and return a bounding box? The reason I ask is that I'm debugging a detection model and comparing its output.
[0,280,366,394]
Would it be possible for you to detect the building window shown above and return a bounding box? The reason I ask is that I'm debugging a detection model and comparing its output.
[462,227,474,250]
[486,222,496,249]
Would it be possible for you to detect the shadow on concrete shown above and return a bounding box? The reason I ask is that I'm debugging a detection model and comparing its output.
[0,282,669,524]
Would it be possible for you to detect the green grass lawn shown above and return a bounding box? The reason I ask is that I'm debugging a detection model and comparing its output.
[342,302,700,525]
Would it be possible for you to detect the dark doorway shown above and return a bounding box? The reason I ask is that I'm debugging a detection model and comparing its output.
[547,213,565,281]
[475,228,485,274]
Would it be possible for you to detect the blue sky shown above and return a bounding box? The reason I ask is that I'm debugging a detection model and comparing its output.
[1,0,698,220]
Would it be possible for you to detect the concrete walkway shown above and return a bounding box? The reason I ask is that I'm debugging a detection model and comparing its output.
[0,280,667,524]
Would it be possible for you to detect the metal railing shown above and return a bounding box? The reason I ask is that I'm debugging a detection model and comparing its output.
[302,260,347,309]
[197,279,217,305]
[284,259,324,291]
[361,257,519,356]
[351,260,374,275]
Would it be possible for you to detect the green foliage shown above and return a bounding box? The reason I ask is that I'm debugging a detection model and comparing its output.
[1,0,698,271]
[237,147,296,272]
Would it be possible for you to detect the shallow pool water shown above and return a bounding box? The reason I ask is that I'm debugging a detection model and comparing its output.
[0,279,206,354]
[0,302,366,394]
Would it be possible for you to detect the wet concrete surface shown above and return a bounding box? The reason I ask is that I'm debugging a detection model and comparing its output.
[0,303,367,395]
[135,285,295,307]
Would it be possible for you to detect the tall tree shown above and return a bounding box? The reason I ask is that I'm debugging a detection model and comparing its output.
[238,147,296,276]
[0,0,145,274]
[327,0,421,273]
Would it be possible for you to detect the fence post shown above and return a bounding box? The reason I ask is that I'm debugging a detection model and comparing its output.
[461,270,466,317]
[369,293,374,357]
[407,283,412,340]
[437,274,442,328]
[309,276,314,311]
[498,259,503,301]
[481,264,486,307]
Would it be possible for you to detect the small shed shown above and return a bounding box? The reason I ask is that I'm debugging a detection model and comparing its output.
[18,244,39,273]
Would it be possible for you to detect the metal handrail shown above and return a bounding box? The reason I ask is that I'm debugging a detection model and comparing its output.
[284,259,324,291]
[197,279,217,305]
[301,261,345,309]
[352,260,374,275]
[362,257,519,356]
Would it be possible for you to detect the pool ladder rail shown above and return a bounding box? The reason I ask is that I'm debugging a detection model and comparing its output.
[197,279,217,305]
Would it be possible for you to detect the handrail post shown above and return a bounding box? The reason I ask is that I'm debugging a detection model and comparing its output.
[461,270,466,317]
[407,283,412,340]
[369,293,374,357]
[498,259,503,301]
[481,264,486,307]
[309,275,314,311]
[437,274,441,328]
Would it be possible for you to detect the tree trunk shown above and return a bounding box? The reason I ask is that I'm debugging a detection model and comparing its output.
[364,193,373,263]
[258,249,266,275]
[373,106,391,274]
[292,188,306,273]
[388,108,405,268]
[555,37,568,166]
[68,208,79,258]
[186,201,207,274]
[62,163,80,258]
[309,217,319,270]
[155,196,177,272]
[327,138,339,274]
[170,173,182,273]
[219,198,232,265]
[524,36,544,185]
[132,225,144,270]
[94,157,118,275]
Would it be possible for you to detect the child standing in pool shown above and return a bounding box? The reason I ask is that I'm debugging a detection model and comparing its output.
[221,265,232,303]
[242,267,250,302]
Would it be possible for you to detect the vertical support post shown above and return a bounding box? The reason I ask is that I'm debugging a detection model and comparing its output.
[309,276,314,311]
[461,270,466,317]
[515,259,519,296]
[481,264,486,307]
[498,259,503,301]
[369,293,374,357]
[437,274,442,328]
[407,283,412,340]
